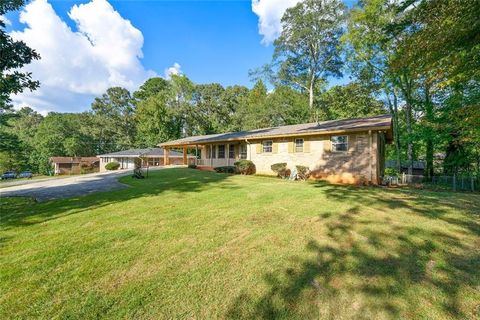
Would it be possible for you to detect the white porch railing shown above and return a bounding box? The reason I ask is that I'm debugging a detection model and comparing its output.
[195,158,236,167]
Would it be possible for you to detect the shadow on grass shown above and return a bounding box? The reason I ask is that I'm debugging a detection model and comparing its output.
[227,183,480,319]
[0,168,235,230]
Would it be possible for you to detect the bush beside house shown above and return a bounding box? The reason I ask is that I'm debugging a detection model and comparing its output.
[214,166,236,174]
[105,162,120,170]
[271,163,291,178]
[234,160,256,175]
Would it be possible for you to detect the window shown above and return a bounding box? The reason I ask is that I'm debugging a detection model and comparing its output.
[218,145,225,158]
[210,145,216,158]
[229,144,235,159]
[240,144,247,159]
[331,135,348,152]
[295,138,304,152]
[262,140,273,153]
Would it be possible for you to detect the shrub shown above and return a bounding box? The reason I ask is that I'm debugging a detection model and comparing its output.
[105,162,120,171]
[271,162,290,178]
[296,165,309,175]
[214,166,236,174]
[271,162,287,173]
[188,164,197,169]
[384,168,400,177]
[296,165,310,180]
[234,160,256,175]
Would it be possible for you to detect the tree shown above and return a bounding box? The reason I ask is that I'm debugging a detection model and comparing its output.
[4,107,43,172]
[235,80,268,130]
[91,87,136,153]
[135,92,179,147]
[31,113,96,174]
[389,0,480,86]
[191,83,227,134]
[318,82,385,120]
[1,1,40,171]
[344,0,417,174]
[272,0,345,118]
[0,0,40,111]
[221,85,250,132]
[133,77,170,101]
[264,86,309,126]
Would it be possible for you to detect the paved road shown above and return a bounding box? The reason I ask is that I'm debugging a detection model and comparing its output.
[1,170,137,202]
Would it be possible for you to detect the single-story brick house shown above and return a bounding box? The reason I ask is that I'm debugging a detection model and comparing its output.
[159,114,393,184]
[97,148,196,172]
[49,157,100,175]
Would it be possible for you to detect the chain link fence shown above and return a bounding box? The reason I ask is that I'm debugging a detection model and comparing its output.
[384,173,479,192]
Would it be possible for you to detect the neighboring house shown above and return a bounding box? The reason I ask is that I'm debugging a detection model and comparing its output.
[49,157,100,175]
[97,148,196,172]
[160,114,393,184]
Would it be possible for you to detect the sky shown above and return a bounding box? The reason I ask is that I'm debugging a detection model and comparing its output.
[4,0,353,114]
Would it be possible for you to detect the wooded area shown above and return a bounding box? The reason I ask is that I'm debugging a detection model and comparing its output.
[1,0,479,177]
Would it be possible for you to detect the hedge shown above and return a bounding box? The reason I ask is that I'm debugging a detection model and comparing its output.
[214,166,236,174]
[105,162,120,170]
[234,160,256,175]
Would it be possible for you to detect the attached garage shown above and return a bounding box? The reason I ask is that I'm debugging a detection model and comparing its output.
[97,148,196,172]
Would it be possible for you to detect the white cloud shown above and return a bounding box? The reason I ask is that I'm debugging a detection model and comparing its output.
[251,0,300,44]
[1,15,12,26]
[9,0,155,113]
[164,62,182,79]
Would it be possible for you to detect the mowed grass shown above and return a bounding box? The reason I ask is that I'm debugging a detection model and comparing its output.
[1,168,479,319]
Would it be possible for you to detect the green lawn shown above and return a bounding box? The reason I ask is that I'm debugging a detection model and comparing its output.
[1,168,479,319]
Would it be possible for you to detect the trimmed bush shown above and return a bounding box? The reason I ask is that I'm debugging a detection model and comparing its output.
[271,162,290,178]
[188,164,197,169]
[296,165,309,175]
[296,165,311,180]
[105,162,120,171]
[234,160,256,175]
[214,166,236,174]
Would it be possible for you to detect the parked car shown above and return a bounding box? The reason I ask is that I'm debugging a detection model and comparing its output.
[18,171,33,179]
[1,171,17,180]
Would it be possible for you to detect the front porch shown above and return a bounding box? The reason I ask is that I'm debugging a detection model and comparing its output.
[163,142,248,168]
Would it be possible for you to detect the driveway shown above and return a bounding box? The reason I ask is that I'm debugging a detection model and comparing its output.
[0,168,161,202]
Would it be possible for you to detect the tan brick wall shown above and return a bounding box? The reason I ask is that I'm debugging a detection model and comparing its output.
[247,132,380,183]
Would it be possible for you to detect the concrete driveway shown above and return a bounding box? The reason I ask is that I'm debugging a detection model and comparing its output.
[0,168,159,202]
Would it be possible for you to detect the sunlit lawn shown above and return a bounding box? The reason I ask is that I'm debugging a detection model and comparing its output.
[1,168,479,319]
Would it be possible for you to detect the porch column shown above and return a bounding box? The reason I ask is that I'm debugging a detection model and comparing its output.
[195,145,199,165]
[226,143,230,166]
[164,147,170,166]
[183,146,187,165]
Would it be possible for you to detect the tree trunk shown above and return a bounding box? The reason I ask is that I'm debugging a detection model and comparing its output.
[387,88,402,173]
[399,73,414,175]
[309,73,315,121]
[424,84,434,181]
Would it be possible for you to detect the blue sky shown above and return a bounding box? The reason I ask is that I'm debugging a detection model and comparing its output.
[49,0,272,87]
[5,0,353,113]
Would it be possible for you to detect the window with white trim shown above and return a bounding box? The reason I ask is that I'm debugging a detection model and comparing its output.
[240,144,247,159]
[295,138,304,153]
[228,144,235,159]
[211,145,216,158]
[331,135,348,152]
[262,140,273,153]
[218,145,225,158]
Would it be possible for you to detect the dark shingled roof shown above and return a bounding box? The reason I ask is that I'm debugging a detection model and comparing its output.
[97,148,192,158]
[160,114,392,147]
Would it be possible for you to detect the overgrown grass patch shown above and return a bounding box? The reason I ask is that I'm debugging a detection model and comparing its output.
[1,168,479,319]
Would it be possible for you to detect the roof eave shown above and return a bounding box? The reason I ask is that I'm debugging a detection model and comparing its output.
[159,125,392,147]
